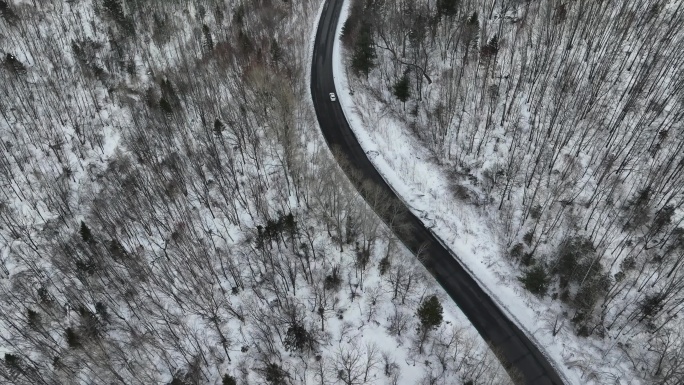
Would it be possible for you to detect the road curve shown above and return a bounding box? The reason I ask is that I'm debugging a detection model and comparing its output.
[310,0,566,384]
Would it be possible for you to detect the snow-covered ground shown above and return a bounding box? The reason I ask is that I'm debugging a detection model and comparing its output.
[0,0,517,384]
[330,1,649,384]
[304,2,513,383]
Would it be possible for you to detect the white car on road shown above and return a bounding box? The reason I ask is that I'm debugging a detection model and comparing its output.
[329,92,337,102]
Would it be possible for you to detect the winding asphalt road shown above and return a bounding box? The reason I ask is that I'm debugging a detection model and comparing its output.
[311,0,566,384]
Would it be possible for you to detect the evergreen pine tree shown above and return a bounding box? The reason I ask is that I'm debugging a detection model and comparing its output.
[417,295,443,331]
[108,239,129,261]
[271,39,282,65]
[467,11,479,26]
[0,0,19,25]
[80,221,94,244]
[5,53,26,74]
[263,363,287,385]
[4,353,20,369]
[392,75,410,104]
[202,24,214,50]
[102,0,125,23]
[351,24,376,78]
[215,6,224,25]
[437,0,459,17]
[214,119,225,136]
[27,309,40,328]
[160,97,174,114]
[519,265,550,296]
[378,256,390,275]
[481,35,499,59]
[464,12,480,54]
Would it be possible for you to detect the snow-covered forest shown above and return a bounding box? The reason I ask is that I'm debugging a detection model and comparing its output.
[0,0,519,384]
[340,0,684,383]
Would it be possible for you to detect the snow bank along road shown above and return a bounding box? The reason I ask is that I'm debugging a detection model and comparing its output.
[310,0,566,384]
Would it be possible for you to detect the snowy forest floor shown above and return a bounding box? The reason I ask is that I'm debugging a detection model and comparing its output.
[332,1,651,384]
[0,0,515,384]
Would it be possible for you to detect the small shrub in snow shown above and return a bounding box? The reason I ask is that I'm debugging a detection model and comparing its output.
[0,1,20,24]
[325,265,342,290]
[284,323,316,354]
[378,256,390,275]
[523,230,534,246]
[4,53,26,74]
[4,353,20,369]
[261,363,288,385]
[638,293,666,322]
[65,327,81,349]
[437,0,459,18]
[222,374,237,385]
[509,243,524,260]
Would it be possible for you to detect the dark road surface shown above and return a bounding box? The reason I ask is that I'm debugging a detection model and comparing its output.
[310,0,567,384]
